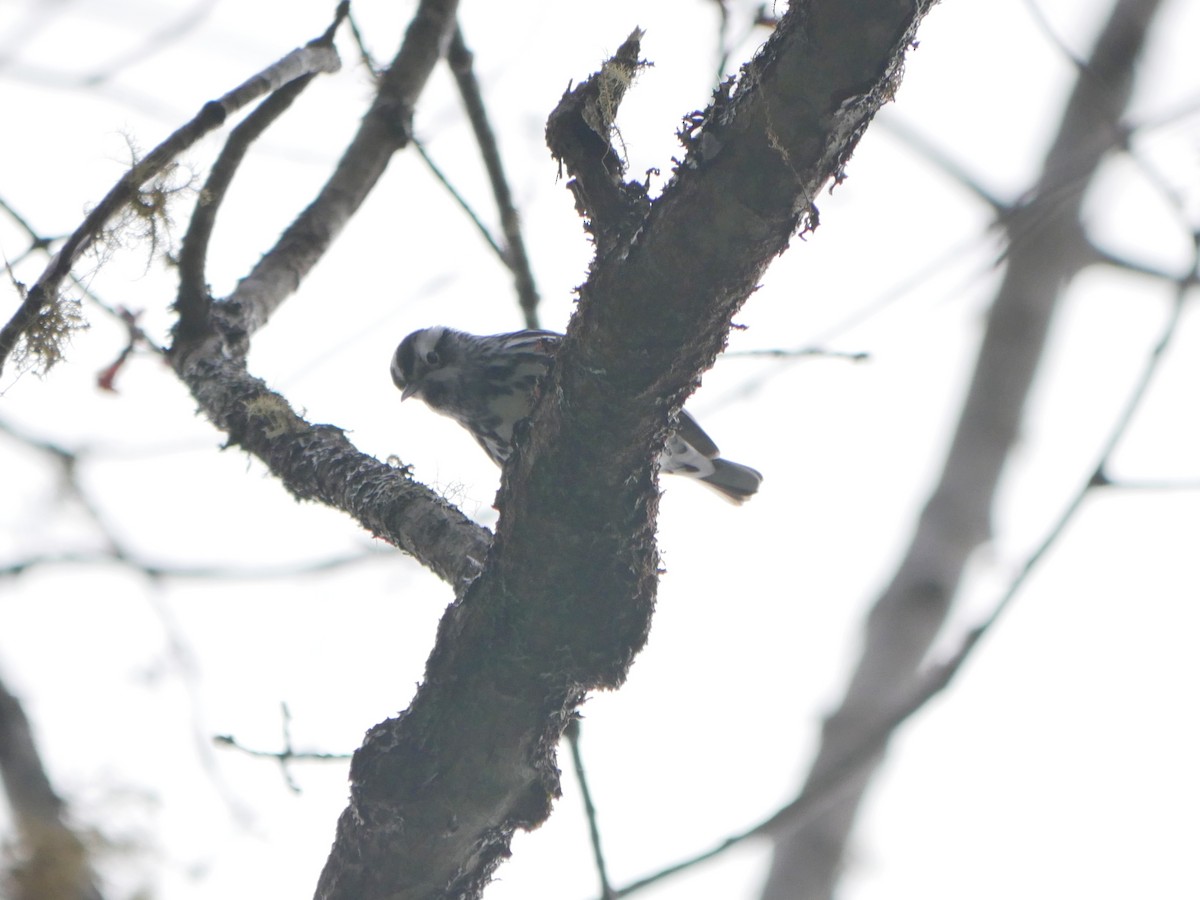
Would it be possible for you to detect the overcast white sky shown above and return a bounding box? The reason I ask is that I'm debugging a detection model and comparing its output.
[1,1,1198,899]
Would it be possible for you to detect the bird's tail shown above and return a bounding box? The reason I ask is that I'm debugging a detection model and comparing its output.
[698,458,763,505]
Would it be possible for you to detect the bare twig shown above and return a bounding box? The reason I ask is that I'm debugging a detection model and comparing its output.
[413,137,506,260]
[724,346,869,361]
[1099,475,1200,490]
[879,116,1007,213]
[711,228,995,409]
[214,732,350,768]
[0,195,57,256]
[176,72,325,343]
[215,703,353,794]
[0,194,164,361]
[0,547,386,582]
[566,718,615,899]
[1091,243,1198,282]
[344,7,382,74]
[1018,0,1089,71]
[94,307,143,392]
[448,24,542,328]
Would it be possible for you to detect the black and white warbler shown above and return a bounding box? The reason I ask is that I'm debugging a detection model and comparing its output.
[390,326,762,503]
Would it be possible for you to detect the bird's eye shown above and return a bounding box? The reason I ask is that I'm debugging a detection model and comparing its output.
[425,350,440,366]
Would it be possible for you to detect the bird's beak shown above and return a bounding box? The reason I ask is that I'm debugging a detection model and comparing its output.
[400,383,420,401]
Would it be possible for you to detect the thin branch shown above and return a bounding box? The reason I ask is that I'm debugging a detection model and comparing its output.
[413,137,506,259]
[1119,122,1200,240]
[344,8,382,73]
[0,194,165,360]
[566,718,615,900]
[212,0,460,349]
[215,703,353,794]
[0,18,343,376]
[878,116,1007,214]
[0,416,75,465]
[95,307,144,392]
[176,72,324,343]
[0,418,121,559]
[0,547,387,582]
[922,250,1196,692]
[724,346,869,361]
[448,24,542,328]
[215,735,351,762]
[710,227,996,410]
[1098,476,1200,490]
[1090,242,1198,282]
[1018,0,1089,72]
[0,195,57,254]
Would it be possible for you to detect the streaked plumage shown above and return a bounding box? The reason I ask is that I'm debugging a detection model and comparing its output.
[390,326,762,503]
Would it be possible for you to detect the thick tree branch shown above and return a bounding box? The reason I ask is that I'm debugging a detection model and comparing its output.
[313,2,937,898]
[545,29,651,256]
[760,1,1168,897]
[173,352,489,589]
[169,0,472,590]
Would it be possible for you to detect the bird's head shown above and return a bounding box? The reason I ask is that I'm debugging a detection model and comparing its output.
[391,326,461,409]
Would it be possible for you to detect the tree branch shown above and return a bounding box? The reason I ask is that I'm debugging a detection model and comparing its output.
[760,1,1169,897]
[211,0,461,347]
[566,718,615,900]
[175,72,323,343]
[169,1,478,591]
[448,23,542,328]
[545,29,651,256]
[413,137,508,261]
[313,2,938,897]
[0,22,343,376]
[172,353,489,589]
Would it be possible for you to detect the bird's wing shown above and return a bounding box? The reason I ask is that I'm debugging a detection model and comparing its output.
[675,409,721,458]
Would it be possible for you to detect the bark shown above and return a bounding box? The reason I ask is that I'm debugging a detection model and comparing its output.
[313,1,937,897]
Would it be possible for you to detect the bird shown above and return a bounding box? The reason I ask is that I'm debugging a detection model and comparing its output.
[390,326,762,503]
